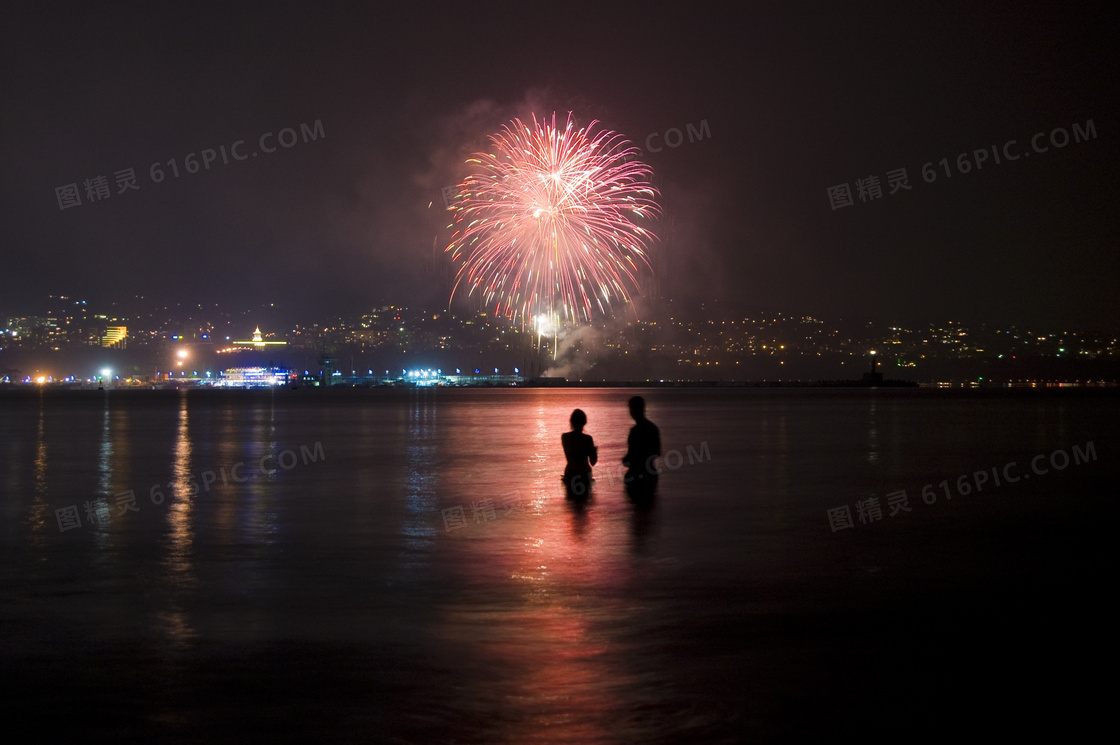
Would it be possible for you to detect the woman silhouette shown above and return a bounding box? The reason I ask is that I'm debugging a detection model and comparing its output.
[561,409,598,497]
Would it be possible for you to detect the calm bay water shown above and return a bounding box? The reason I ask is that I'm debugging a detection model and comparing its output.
[1,387,1115,742]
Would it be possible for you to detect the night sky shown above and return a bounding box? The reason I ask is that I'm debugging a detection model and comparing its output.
[3,1,1117,330]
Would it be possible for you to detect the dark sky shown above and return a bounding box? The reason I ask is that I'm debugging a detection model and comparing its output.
[3,1,1117,330]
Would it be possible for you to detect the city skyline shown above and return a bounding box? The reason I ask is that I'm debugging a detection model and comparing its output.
[4,292,1117,385]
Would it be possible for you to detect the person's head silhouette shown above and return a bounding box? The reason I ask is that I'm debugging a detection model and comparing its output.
[570,409,587,432]
[628,396,645,421]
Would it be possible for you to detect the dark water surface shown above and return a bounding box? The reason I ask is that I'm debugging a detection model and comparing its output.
[1,387,1115,742]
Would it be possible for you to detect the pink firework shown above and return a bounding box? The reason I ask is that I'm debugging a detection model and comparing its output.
[445,112,660,329]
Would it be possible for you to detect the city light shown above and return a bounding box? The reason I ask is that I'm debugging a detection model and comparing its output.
[2,298,1115,388]
[215,367,291,387]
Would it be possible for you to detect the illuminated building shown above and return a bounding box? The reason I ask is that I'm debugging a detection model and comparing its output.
[218,367,292,387]
[101,326,128,348]
[232,327,288,349]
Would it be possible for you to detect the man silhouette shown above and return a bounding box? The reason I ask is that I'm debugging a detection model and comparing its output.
[622,396,660,496]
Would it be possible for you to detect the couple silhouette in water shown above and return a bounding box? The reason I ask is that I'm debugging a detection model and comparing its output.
[561,395,661,500]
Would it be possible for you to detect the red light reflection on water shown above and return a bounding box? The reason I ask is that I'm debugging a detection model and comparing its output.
[435,390,661,743]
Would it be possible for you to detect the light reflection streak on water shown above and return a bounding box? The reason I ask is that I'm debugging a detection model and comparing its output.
[440,391,649,743]
[396,390,438,576]
[159,391,197,647]
[461,509,639,743]
[224,394,280,548]
[209,395,277,641]
[98,398,112,498]
[264,392,279,482]
[246,395,280,546]
[267,393,277,471]
[26,394,50,546]
[237,393,278,488]
[242,398,281,597]
[867,396,880,465]
[88,396,114,551]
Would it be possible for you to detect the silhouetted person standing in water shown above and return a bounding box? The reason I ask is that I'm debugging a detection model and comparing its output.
[622,395,661,497]
[561,409,597,498]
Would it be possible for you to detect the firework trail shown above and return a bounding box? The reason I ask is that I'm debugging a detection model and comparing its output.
[445,112,660,334]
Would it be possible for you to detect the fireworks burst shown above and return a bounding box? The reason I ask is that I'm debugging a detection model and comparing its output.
[445,112,660,333]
